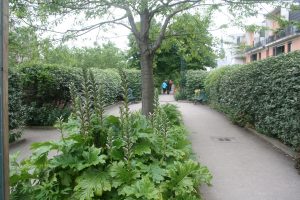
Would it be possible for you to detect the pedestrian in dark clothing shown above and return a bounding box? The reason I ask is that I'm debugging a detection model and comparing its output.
[168,80,173,94]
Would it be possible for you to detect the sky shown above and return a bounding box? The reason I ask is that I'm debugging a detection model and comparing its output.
[46,3,275,51]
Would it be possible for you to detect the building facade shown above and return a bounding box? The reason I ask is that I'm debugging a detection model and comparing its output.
[217,34,246,67]
[245,6,300,63]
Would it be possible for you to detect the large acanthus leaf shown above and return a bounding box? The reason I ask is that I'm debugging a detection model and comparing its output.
[165,160,212,196]
[133,140,151,156]
[109,161,140,188]
[73,169,112,200]
[139,163,166,183]
[120,176,160,200]
[50,146,106,171]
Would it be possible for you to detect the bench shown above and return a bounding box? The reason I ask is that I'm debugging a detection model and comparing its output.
[193,90,207,104]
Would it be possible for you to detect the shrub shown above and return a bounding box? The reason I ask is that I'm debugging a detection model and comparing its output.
[174,89,187,101]
[92,68,122,104]
[10,70,212,200]
[16,64,142,126]
[19,63,81,126]
[124,69,142,100]
[205,52,300,150]
[185,70,208,100]
[8,68,27,142]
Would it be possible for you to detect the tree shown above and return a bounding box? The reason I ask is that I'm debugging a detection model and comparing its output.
[12,0,283,115]
[43,42,126,69]
[128,13,217,86]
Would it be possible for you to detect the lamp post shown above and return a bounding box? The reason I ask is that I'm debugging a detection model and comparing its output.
[0,0,9,199]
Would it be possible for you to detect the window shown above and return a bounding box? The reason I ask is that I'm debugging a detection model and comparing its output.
[276,45,285,55]
[273,45,285,56]
[266,49,269,58]
[251,53,257,61]
[259,52,262,60]
[288,42,292,52]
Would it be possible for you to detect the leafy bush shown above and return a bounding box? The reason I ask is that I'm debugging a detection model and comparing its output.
[10,70,212,199]
[19,63,81,126]
[8,68,27,142]
[174,89,187,101]
[124,69,142,100]
[205,52,300,150]
[185,70,208,100]
[16,63,141,126]
[161,104,182,126]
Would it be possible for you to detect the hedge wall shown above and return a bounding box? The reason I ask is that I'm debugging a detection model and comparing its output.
[185,70,208,100]
[205,52,300,150]
[8,68,27,142]
[13,64,141,126]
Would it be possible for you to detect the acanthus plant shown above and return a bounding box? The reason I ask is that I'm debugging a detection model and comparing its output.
[10,69,212,200]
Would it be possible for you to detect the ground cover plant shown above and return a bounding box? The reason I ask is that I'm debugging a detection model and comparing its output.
[10,70,212,200]
[205,51,300,150]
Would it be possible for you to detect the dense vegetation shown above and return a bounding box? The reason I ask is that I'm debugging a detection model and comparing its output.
[205,52,300,150]
[127,13,216,87]
[174,70,208,101]
[9,64,141,142]
[10,70,212,199]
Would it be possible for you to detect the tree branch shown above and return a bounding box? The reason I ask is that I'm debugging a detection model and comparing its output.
[151,1,200,53]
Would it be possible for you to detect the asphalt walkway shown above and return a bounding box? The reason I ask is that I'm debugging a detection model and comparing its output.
[10,95,300,199]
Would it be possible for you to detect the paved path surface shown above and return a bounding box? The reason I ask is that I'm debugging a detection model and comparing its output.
[10,128,61,161]
[10,95,300,200]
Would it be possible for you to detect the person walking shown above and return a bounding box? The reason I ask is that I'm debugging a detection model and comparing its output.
[161,80,168,94]
[168,80,173,94]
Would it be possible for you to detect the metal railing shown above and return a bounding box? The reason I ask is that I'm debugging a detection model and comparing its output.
[246,26,300,52]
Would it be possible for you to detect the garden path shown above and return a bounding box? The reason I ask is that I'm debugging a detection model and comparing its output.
[166,95,300,200]
[10,95,300,200]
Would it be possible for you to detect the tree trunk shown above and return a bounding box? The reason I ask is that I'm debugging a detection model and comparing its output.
[140,50,154,116]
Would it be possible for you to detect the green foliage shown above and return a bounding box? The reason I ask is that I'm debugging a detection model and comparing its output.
[185,70,208,100]
[44,42,126,69]
[19,63,81,126]
[10,71,211,199]
[14,63,141,126]
[205,52,300,150]
[8,68,27,143]
[174,90,187,101]
[161,104,182,126]
[127,13,216,86]
[124,69,142,100]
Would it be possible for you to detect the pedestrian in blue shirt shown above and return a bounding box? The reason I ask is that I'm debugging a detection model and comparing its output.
[162,80,168,94]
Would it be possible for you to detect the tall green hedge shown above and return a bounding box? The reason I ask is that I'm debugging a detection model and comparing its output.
[15,64,141,126]
[205,52,300,150]
[185,70,208,100]
[8,68,27,142]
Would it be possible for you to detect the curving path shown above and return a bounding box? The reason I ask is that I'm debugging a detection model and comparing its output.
[10,95,300,200]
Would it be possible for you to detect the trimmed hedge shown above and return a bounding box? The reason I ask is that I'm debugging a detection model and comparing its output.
[124,69,142,100]
[205,52,300,150]
[19,64,81,126]
[185,70,208,100]
[15,63,141,126]
[8,68,27,142]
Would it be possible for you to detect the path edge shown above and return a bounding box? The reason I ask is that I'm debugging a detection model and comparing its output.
[246,127,299,159]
